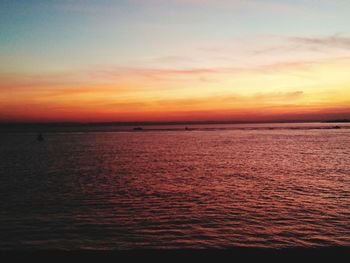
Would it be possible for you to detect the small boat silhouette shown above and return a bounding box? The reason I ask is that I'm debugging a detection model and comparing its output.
[37,133,44,141]
[133,127,143,131]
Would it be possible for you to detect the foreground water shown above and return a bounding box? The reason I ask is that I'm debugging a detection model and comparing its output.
[0,123,349,249]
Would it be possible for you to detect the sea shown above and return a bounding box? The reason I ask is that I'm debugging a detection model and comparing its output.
[0,122,349,249]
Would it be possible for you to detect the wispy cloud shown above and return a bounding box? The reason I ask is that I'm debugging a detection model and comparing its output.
[130,0,317,15]
[135,91,306,113]
[290,34,350,50]
[253,91,304,100]
[2,56,349,93]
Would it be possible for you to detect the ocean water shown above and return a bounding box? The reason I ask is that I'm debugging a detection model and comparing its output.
[0,123,349,249]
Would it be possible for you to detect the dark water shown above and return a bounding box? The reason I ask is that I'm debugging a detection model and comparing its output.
[0,123,349,249]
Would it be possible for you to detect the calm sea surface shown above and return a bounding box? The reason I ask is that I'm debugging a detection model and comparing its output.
[0,123,349,249]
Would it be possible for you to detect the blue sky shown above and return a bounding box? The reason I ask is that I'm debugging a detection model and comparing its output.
[1,1,350,122]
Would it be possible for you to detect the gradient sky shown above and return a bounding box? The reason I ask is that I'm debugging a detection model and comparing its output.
[1,0,350,122]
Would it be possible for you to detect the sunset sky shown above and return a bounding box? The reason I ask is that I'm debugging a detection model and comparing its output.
[1,0,350,122]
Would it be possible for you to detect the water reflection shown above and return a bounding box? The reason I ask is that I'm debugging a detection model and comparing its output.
[0,125,349,249]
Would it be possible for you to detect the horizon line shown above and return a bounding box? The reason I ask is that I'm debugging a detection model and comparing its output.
[0,119,349,126]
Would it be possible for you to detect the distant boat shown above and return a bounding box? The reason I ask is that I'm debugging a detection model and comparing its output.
[133,127,143,131]
[37,133,44,141]
[185,126,189,131]
[333,126,341,129]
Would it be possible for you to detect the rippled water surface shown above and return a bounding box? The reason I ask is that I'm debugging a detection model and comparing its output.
[0,123,349,249]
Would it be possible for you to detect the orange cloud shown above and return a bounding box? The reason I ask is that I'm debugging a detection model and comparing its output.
[1,57,350,122]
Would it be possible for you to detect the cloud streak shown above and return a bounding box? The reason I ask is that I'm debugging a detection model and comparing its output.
[290,34,350,50]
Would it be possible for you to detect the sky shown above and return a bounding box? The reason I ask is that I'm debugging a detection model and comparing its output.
[1,0,350,122]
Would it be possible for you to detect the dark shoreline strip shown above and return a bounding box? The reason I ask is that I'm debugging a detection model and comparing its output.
[1,247,349,260]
